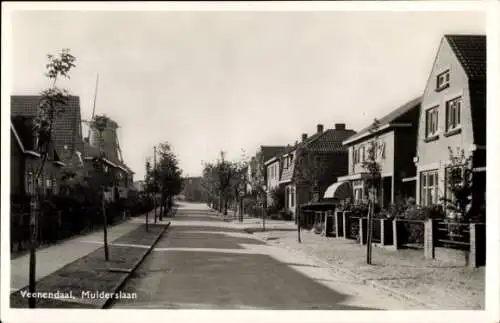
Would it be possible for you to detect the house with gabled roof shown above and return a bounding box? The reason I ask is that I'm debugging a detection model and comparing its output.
[338,97,422,207]
[11,95,84,163]
[10,95,83,197]
[247,145,287,195]
[414,34,486,210]
[267,123,356,219]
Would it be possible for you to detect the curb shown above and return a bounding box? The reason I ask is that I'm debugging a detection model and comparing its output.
[102,221,171,309]
[243,227,436,310]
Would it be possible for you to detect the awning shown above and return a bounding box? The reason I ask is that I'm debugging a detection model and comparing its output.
[323,181,353,200]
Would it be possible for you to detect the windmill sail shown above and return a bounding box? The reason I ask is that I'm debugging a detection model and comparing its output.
[87,73,99,141]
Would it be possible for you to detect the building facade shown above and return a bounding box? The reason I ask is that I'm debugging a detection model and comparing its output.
[414,35,486,211]
[269,123,356,219]
[339,97,421,206]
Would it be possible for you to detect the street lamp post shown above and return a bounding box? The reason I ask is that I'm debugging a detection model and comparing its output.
[261,185,267,231]
[153,146,157,224]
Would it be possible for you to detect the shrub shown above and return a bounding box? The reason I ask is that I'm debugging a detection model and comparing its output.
[280,210,293,221]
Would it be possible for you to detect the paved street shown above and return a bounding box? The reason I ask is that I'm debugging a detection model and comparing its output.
[110,202,414,310]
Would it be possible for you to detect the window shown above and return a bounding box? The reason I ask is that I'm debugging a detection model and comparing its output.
[352,180,364,203]
[420,170,439,206]
[425,107,439,138]
[25,171,34,195]
[446,97,461,132]
[37,175,44,191]
[436,70,450,90]
[377,141,386,160]
[353,148,360,164]
[291,187,295,207]
[52,177,58,193]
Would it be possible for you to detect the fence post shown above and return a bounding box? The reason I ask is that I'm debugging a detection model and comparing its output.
[359,218,366,245]
[333,211,340,237]
[342,211,350,239]
[392,219,399,250]
[469,223,486,268]
[380,219,386,245]
[424,219,435,259]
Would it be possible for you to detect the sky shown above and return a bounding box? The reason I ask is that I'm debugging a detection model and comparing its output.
[10,9,485,180]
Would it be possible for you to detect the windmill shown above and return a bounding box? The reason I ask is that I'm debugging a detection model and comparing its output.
[83,74,125,165]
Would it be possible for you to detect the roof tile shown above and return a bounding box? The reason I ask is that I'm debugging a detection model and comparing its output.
[11,95,84,162]
[445,35,486,80]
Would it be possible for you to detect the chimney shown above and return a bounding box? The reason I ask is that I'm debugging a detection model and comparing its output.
[317,124,324,133]
[335,123,346,130]
[301,133,308,142]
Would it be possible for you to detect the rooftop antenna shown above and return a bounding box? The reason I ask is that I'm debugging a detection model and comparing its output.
[87,73,99,141]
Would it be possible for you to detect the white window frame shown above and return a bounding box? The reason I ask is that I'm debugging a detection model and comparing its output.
[352,180,364,203]
[436,70,450,90]
[425,107,439,138]
[446,96,462,132]
[420,170,439,206]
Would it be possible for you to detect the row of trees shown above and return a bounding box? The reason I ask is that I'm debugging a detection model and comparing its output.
[143,142,183,226]
[201,151,248,218]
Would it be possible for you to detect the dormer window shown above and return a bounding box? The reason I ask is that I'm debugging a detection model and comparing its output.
[436,70,450,91]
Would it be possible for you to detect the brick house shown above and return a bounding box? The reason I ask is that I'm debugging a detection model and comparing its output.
[338,97,421,207]
[414,35,486,211]
[11,95,83,197]
[270,124,356,219]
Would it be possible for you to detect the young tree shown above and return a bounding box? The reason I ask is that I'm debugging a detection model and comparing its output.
[229,158,248,222]
[293,146,331,242]
[361,118,381,265]
[201,162,218,210]
[29,49,76,308]
[144,158,153,231]
[441,146,474,222]
[247,152,268,230]
[89,114,112,261]
[201,151,248,219]
[154,142,183,219]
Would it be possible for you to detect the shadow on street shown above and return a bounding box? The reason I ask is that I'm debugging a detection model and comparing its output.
[112,250,381,310]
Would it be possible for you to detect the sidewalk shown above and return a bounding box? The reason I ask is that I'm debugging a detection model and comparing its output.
[10,210,160,292]
[10,221,170,308]
[228,216,485,310]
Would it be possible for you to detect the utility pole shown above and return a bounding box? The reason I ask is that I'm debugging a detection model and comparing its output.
[154,145,157,224]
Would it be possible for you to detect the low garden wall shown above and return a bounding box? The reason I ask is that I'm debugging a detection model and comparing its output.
[329,210,485,268]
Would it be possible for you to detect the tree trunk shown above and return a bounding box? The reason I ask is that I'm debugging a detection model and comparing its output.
[103,187,109,261]
[145,200,149,232]
[28,152,49,308]
[262,196,266,231]
[297,208,301,243]
[154,193,157,224]
[28,192,39,308]
[366,198,373,265]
